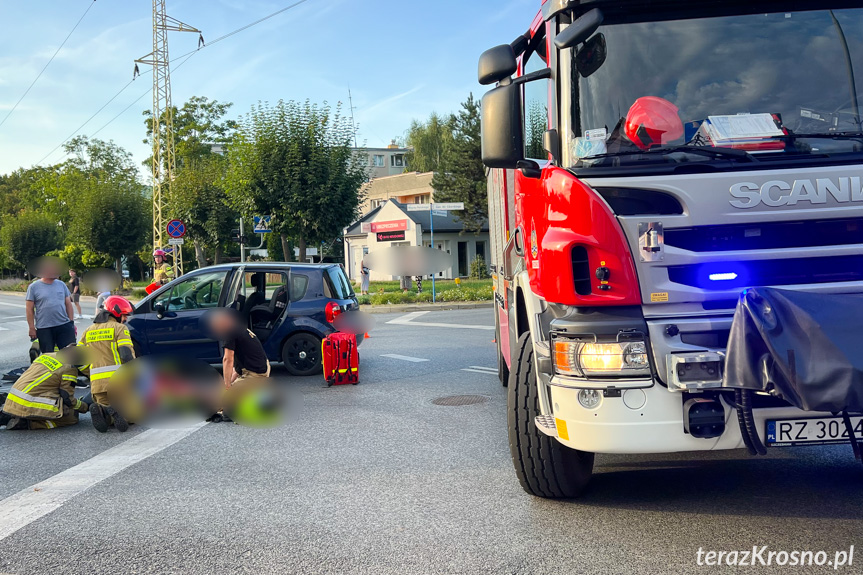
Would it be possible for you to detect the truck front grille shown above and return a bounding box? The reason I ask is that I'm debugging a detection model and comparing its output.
[667,254,863,290]
[665,217,863,252]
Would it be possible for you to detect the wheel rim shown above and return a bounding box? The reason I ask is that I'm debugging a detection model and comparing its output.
[286,336,319,371]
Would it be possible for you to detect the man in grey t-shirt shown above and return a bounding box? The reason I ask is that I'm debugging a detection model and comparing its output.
[25,265,76,353]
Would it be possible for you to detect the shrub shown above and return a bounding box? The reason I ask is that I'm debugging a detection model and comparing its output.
[129,288,148,301]
[356,294,371,306]
[0,278,30,292]
[469,256,489,279]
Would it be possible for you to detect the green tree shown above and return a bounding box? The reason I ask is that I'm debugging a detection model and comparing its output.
[0,212,62,270]
[70,181,149,273]
[225,100,368,262]
[54,137,150,273]
[169,156,234,267]
[145,96,238,265]
[431,94,487,233]
[405,113,455,173]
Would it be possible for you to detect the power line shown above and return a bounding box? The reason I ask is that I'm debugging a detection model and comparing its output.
[37,76,140,165]
[35,0,314,165]
[0,0,97,130]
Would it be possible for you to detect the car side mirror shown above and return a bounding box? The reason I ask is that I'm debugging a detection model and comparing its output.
[154,303,166,319]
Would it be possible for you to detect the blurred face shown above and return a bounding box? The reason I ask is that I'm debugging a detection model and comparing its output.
[69,270,77,277]
[155,255,164,264]
[205,309,241,340]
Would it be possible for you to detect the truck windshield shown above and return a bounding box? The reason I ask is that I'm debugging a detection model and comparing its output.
[571,8,863,168]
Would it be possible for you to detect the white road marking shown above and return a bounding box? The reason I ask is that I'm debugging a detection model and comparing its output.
[462,368,498,375]
[386,311,494,331]
[0,422,207,541]
[0,321,29,330]
[380,354,430,363]
[0,302,25,308]
[467,366,497,372]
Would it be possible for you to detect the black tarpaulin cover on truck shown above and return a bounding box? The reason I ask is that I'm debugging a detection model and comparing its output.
[723,287,863,413]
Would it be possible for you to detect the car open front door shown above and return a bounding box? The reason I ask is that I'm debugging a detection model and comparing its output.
[144,270,230,362]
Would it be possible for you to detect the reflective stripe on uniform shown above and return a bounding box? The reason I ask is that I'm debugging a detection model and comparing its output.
[110,342,121,365]
[23,371,53,393]
[62,374,78,382]
[7,388,60,412]
[116,339,133,347]
[44,420,56,429]
[90,365,119,381]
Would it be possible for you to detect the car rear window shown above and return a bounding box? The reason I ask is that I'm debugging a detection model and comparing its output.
[326,267,353,299]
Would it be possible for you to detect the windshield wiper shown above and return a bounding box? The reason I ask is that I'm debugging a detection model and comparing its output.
[783,132,863,142]
[583,145,758,163]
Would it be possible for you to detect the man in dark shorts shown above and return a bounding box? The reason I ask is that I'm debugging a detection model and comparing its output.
[26,260,76,353]
[68,269,83,319]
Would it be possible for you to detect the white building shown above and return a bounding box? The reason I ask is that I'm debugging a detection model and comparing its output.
[343,200,490,282]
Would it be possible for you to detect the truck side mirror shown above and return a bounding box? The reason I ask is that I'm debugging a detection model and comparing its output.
[478,44,517,86]
[481,82,524,169]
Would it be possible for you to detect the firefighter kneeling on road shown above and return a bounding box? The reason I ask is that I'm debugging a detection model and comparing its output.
[0,346,89,430]
[79,295,136,433]
[153,249,174,285]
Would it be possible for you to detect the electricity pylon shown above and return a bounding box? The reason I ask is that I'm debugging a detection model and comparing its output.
[134,1,202,277]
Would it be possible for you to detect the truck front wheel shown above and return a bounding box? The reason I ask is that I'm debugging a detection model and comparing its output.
[508,332,594,498]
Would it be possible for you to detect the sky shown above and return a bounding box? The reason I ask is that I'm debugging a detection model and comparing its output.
[0,0,536,175]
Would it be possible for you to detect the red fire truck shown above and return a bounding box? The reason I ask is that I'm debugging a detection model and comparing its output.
[482,0,863,497]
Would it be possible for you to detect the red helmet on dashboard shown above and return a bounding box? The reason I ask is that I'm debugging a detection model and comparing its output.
[104,296,134,319]
[624,96,684,150]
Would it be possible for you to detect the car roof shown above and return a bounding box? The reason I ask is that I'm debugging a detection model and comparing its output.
[189,262,337,273]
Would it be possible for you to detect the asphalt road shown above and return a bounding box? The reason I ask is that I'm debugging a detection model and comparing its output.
[0,307,861,575]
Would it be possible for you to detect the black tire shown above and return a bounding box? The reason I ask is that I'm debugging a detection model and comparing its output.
[281,333,323,376]
[508,332,594,498]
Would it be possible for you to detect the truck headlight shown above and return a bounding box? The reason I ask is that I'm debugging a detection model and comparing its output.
[553,338,650,378]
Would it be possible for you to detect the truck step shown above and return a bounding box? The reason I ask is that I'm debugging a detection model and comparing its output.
[534,415,558,438]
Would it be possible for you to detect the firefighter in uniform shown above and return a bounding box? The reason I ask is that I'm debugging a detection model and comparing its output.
[153,249,174,285]
[0,349,88,430]
[78,295,135,433]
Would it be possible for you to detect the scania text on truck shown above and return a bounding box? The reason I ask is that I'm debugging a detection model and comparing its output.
[481,0,863,498]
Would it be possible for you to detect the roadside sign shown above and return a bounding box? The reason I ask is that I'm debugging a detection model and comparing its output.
[431,202,464,211]
[406,204,431,212]
[168,237,185,245]
[253,215,272,233]
[376,231,406,242]
[360,222,372,233]
[166,219,186,238]
[370,220,407,232]
[431,210,447,217]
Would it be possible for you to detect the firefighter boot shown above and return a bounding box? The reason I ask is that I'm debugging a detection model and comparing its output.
[89,403,109,433]
[107,407,129,432]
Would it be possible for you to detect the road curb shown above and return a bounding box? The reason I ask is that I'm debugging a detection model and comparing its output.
[361,302,493,315]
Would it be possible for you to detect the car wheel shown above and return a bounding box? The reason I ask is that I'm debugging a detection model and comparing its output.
[281,333,323,376]
[508,332,594,498]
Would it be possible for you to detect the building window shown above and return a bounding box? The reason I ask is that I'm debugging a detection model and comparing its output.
[372,155,385,167]
[391,154,404,167]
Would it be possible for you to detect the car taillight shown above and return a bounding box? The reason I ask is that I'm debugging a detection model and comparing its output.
[326,301,342,324]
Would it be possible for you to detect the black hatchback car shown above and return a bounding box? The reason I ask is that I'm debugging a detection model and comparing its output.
[127,263,359,376]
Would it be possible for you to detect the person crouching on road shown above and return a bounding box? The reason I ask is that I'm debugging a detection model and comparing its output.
[152,249,174,285]
[0,346,89,430]
[78,296,136,433]
[208,308,271,389]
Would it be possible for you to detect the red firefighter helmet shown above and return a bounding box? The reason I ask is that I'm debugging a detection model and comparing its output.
[104,296,134,319]
[624,96,684,150]
[153,249,167,258]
